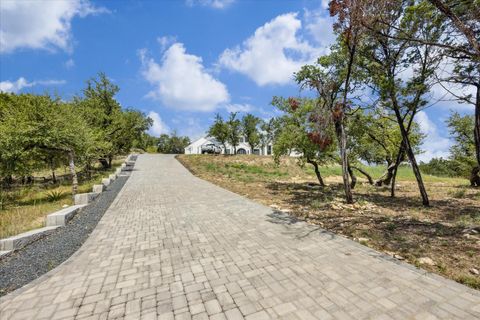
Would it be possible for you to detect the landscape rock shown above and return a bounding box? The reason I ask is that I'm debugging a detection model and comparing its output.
[417,257,435,266]
[469,268,479,276]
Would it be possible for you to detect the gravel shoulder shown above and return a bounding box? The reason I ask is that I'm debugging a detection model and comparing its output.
[0,161,133,297]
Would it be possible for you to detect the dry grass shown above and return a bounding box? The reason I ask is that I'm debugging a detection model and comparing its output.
[177,154,480,290]
[0,158,125,239]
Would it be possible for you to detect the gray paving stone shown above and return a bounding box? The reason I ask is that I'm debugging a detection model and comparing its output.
[1,154,479,319]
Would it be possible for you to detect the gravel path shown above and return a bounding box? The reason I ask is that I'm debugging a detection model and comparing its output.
[0,159,134,297]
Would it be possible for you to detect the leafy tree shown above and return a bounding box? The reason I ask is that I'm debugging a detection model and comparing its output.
[207,114,229,152]
[357,1,443,205]
[446,112,479,185]
[259,118,279,155]
[0,93,94,195]
[419,157,457,177]
[348,108,425,186]
[132,133,160,152]
[295,49,357,202]
[226,112,241,154]
[74,72,122,168]
[242,113,261,154]
[273,97,336,187]
[157,132,190,154]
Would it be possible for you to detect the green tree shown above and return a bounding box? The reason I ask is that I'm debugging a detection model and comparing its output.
[0,93,94,195]
[207,114,229,152]
[242,113,261,154]
[226,112,241,154]
[75,72,122,168]
[446,112,479,185]
[273,97,336,187]
[357,1,444,205]
[259,118,278,155]
[157,132,190,154]
[348,108,425,186]
[295,49,357,202]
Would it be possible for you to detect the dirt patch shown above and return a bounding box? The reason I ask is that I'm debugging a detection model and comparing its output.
[177,154,480,289]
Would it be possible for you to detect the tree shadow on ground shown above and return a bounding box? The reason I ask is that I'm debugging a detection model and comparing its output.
[265,181,480,225]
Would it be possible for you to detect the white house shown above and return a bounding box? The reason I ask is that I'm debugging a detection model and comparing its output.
[184,136,273,155]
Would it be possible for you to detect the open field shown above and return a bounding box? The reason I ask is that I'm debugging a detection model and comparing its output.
[0,158,125,239]
[177,154,480,289]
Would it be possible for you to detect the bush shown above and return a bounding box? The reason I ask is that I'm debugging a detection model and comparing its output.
[45,190,65,202]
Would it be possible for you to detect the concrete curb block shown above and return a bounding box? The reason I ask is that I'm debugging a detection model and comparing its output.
[101,178,111,187]
[0,250,11,258]
[46,205,87,227]
[74,192,99,205]
[0,226,59,251]
[92,184,105,194]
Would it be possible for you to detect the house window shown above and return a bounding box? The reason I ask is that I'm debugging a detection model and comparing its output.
[226,149,230,154]
[267,145,272,155]
[253,149,260,155]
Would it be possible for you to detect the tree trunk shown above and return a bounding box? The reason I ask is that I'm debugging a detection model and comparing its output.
[375,163,396,186]
[108,156,113,168]
[307,159,325,187]
[68,150,78,197]
[471,85,480,186]
[49,158,57,184]
[352,166,374,184]
[339,121,353,202]
[99,158,109,169]
[393,108,429,206]
[475,85,480,166]
[347,163,357,190]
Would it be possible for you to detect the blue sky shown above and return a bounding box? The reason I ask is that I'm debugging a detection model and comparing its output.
[0,0,476,161]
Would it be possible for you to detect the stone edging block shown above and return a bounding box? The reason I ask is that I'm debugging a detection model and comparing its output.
[74,192,99,205]
[92,184,105,194]
[46,205,87,227]
[101,178,111,187]
[0,226,59,251]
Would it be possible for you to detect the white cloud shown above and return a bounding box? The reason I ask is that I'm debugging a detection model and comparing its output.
[140,43,230,112]
[147,111,170,136]
[173,117,207,140]
[304,9,335,47]
[186,0,235,9]
[0,77,66,93]
[224,103,254,113]
[64,58,75,69]
[219,12,327,86]
[157,36,177,51]
[0,0,108,53]
[415,111,453,162]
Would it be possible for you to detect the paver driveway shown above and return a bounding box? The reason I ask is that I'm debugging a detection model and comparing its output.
[1,154,479,320]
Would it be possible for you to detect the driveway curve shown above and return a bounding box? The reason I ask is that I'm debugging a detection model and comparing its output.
[1,154,479,319]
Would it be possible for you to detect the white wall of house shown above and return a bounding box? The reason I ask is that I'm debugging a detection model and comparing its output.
[184,136,274,155]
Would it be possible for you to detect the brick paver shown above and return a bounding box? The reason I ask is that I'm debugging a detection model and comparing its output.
[1,154,479,319]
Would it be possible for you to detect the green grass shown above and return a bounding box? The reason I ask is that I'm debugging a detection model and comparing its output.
[0,158,125,238]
